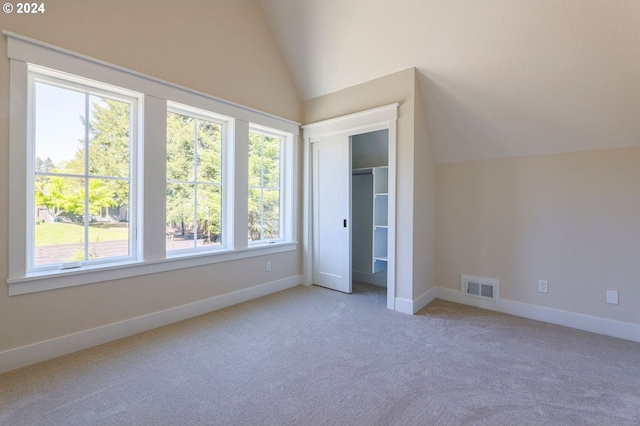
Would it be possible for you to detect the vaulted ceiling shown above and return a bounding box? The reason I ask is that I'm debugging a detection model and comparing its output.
[260,0,640,163]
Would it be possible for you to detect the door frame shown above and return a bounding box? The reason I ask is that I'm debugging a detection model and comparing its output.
[302,103,398,310]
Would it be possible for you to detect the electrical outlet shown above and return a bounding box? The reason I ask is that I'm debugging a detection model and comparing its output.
[266,261,272,272]
[606,290,619,305]
[538,280,549,293]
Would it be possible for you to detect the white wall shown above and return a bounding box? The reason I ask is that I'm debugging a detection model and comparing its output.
[436,146,640,325]
[0,0,302,355]
[412,76,437,299]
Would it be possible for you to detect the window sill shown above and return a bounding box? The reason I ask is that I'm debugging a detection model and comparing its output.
[7,242,298,296]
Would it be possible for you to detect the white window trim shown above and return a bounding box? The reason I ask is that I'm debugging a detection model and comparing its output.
[27,67,143,273]
[248,124,294,245]
[4,31,299,132]
[5,31,299,296]
[166,102,232,254]
[8,243,298,296]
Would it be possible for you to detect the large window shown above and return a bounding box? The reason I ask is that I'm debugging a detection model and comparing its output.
[7,33,298,295]
[30,72,138,270]
[248,129,283,242]
[166,105,226,252]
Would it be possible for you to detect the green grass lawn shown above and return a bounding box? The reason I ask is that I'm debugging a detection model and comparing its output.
[35,222,129,246]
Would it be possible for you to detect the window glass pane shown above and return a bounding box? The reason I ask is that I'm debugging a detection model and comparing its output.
[263,188,280,239]
[166,183,195,251]
[167,108,225,253]
[167,112,195,182]
[196,120,222,183]
[248,132,262,188]
[248,187,262,242]
[196,184,222,248]
[35,82,85,175]
[248,130,282,242]
[32,78,136,269]
[34,177,85,266]
[87,178,130,259]
[262,136,281,188]
[88,95,130,178]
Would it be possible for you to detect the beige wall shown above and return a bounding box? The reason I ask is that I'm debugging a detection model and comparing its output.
[304,68,437,302]
[0,0,301,121]
[0,0,302,352]
[436,146,640,324]
[412,75,437,298]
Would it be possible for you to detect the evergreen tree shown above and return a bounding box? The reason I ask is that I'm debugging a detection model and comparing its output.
[34,97,131,221]
[248,132,281,240]
[166,112,222,240]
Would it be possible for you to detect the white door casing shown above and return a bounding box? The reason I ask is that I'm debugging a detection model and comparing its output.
[303,103,398,310]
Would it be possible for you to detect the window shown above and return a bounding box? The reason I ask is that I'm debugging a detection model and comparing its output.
[248,129,283,242]
[166,104,226,252]
[7,32,298,295]
[30,71,139,271]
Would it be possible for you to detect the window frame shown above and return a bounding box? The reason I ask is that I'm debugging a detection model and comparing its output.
[27,67,142,272]
[248,126,289,245]
[6,30,299,296]
[165,102,231,254]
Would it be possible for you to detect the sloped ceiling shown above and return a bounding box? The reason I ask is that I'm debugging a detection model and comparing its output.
[260,0,640,163]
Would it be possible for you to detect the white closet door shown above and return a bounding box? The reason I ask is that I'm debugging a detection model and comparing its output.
[312,137,351,293]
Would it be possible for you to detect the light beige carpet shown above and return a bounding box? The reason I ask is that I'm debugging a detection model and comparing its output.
[1,282,639,425]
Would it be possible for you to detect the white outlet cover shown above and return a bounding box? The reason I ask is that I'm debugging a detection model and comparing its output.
[538,280,549,293]
[606,290,619,305]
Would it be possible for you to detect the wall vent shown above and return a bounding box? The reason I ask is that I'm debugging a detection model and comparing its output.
[461,275,499,301]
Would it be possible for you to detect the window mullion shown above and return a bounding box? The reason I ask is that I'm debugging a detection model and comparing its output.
[142,95,167,262]
[233,119,248,250]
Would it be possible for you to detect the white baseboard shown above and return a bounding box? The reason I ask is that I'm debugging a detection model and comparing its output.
[394,286,438,315]
[437,287,640,343]
[394,297,414,315]
[413,287,439,313]
[0,275,302,374]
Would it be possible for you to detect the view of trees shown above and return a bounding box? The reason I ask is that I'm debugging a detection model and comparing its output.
[35,82,284,259]
[34,175,83,223]
[35,97,130,224]
[166,112,222,246]
[248,132,281,241]
[33,88,132,265]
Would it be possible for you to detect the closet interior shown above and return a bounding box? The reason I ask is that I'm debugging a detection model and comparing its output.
[351,129,389,288]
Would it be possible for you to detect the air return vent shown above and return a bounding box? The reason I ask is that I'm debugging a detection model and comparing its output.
[461,275,499,301]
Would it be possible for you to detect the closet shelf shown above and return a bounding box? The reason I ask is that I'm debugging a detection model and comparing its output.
[354,164,389,275]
